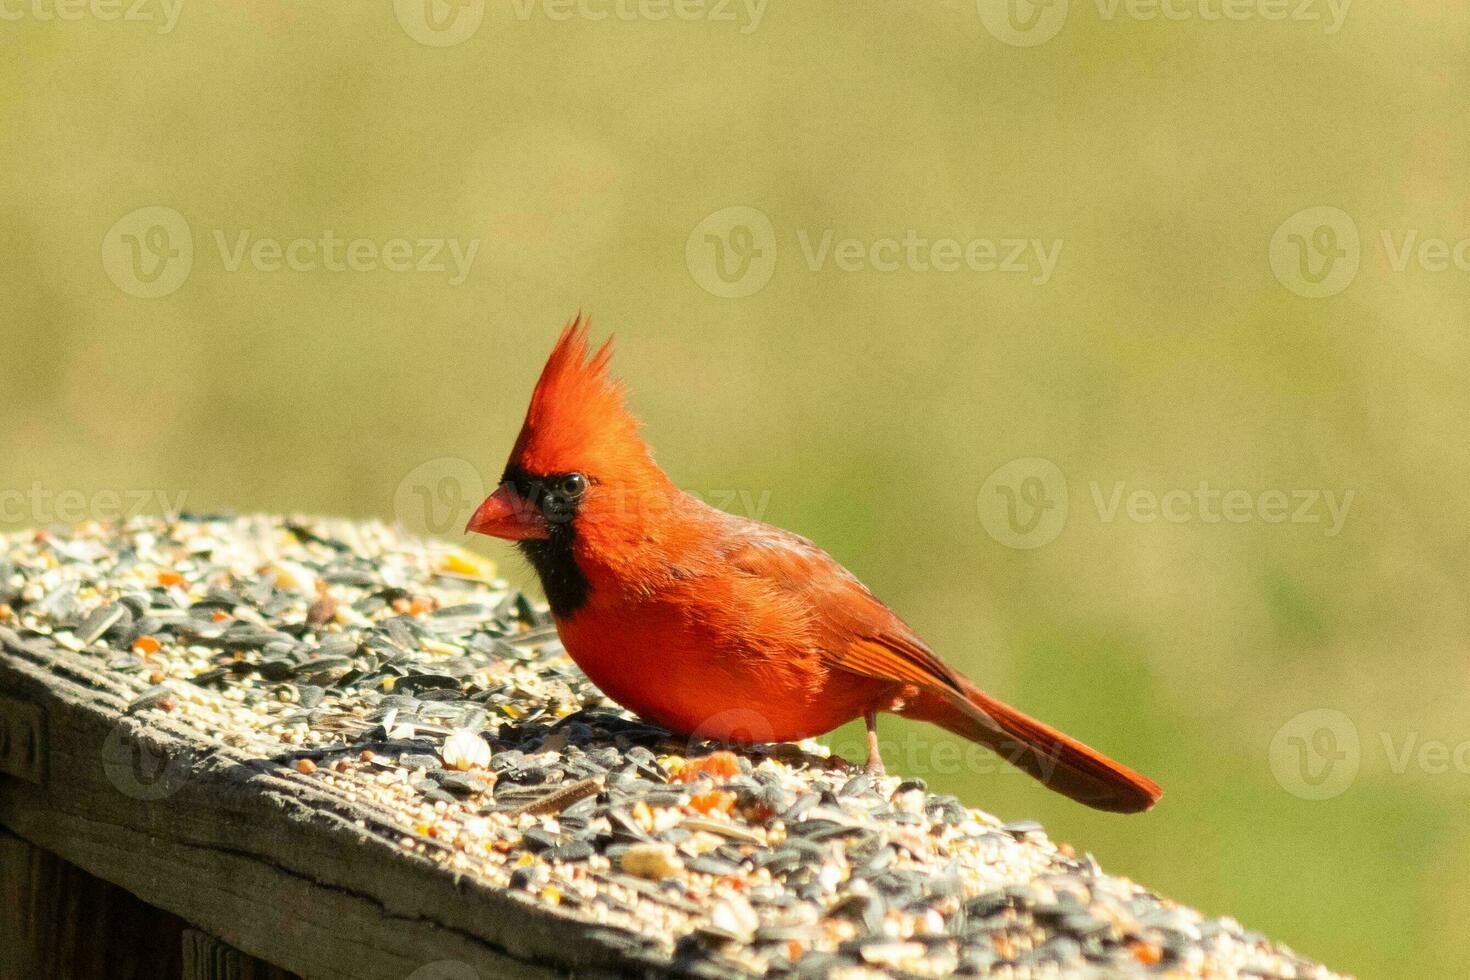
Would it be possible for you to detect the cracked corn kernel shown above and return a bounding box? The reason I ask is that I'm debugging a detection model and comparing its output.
[672,750,740,783]
[1130,940,1162,965]
[443,550,496,578]
[688,791,735,816]
[631,800,653,831]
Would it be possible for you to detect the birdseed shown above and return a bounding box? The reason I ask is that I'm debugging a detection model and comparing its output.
[0,514,1343,979]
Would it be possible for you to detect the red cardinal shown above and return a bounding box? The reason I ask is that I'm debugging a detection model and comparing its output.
[468,319,1161,813]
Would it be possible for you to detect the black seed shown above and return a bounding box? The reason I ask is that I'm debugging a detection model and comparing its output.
[790,819,865,842]
[687,855,740,876]
[78,603,128,645]
[639,790,682,807]
[490,750,526,772]
[118,593,152,619]
[502,765,563,786]
[259,659,294,681]
[127,685,172,712]
[317,634,359,659]
[397,673,459,692]
[780,791,820,822]
[436,772,492,796]
[544,840,594,862]
[191,666,230,687]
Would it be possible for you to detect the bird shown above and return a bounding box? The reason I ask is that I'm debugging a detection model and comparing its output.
[466,318,1162,813]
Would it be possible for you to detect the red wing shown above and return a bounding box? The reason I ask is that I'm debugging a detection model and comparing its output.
[720,523,965,698]
[841,635,967,700]
[714,518,1162,812]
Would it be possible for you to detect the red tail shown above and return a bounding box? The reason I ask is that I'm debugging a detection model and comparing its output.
[902,680,1162,814]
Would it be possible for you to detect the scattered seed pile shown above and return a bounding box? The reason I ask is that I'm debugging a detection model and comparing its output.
[0,515,1339,979]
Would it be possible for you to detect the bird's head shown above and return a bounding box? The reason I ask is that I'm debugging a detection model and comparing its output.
[466,316,672,547]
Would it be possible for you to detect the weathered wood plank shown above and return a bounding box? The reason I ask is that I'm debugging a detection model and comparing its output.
[181,929,298,980]
[0,644,666,980]
[0,827,187,980]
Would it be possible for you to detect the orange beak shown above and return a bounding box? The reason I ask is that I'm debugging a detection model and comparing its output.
[465,483,550,541]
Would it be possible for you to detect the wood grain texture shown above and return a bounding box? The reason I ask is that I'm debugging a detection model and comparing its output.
[0,828,187,980]
[0,636,671,980]
[182,929,299,980]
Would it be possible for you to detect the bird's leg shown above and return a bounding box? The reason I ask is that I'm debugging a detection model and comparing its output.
[863,710,886,777]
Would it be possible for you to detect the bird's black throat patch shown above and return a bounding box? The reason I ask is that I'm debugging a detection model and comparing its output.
[515,531,588,619]
[503,464,591,618]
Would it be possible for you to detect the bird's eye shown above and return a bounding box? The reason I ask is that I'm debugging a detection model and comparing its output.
[558,473,587,498]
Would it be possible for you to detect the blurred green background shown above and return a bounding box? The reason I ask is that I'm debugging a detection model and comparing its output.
[3,2,1467,975]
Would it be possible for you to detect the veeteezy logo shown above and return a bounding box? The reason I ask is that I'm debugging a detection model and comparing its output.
[0,0,185,33]
[1270,205,1470,298]
[508,0,768,32]
[1089,0,1350,29]
[394,0,767,46]
[977,457,1354,549]
[977,0,1351,47]
[102,206,480,297]
[0,484,187,525]
[211,230,480,284]
[795,231,1062,283]
[1270,708,1470,801]
[686,206,1062,298]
